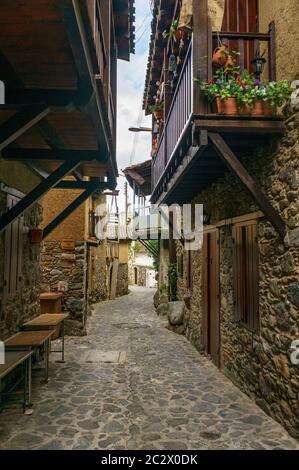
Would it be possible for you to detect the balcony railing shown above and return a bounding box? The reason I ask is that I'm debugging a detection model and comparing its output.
[152,39,193,191]
[152,25,277,197]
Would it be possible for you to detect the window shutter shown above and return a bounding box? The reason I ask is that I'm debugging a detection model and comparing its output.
[3,195,23,300]
[232,221,259,330]
[232,224,242,322]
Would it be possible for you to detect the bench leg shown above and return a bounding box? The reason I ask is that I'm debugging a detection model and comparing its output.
[28,355,32,407]
[23,360,27,411]
[62,322,65,362]
[44,338,50,382]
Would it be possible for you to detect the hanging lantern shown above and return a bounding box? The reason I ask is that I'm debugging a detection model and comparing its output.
[251,50,266,79]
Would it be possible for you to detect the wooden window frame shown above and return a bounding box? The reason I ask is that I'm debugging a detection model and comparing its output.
[3,194,24,301]
[232,220,259,332]
[186,247,193,289]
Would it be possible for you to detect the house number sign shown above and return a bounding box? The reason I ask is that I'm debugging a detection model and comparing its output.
[290,340,299,366]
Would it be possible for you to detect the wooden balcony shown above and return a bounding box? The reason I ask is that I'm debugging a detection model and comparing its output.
[151,27,285,214]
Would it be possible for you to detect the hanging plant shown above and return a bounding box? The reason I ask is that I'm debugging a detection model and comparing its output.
[149,101,164,121]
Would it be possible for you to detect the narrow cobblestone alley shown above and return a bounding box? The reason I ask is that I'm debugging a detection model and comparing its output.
[0,287,298,451]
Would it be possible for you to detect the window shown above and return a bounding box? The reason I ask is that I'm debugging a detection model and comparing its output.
[3,195,24,300]
[232,221,259,331]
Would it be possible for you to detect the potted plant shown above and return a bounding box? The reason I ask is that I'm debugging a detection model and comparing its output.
[29,228,44,244]
[212,46,229,67]
[197,50,292,116]
[250,80,291,115]
[163,19,186,43]
[149,101,164,121]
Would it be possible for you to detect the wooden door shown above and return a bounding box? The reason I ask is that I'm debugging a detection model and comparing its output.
[201,229,220,367]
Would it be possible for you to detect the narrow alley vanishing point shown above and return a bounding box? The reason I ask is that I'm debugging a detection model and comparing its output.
[0,287,298,451]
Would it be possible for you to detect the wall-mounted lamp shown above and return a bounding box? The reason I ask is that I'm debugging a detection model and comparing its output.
[251,50,266,79]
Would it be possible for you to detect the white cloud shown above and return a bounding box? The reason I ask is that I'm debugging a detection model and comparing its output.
[116,0,153,209]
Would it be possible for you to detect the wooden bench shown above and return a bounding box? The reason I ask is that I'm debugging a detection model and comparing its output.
[0,350,34,411]
[5,331,53,382]
[22,314,69,362]
[40,293,63,339]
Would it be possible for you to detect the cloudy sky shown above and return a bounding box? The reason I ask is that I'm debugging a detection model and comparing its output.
[116,0,153,208]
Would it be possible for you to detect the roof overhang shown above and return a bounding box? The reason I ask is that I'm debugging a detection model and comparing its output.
[123,159,152,197]
[114,0,136,61]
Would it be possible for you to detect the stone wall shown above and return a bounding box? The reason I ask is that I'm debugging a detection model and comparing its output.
[259,0,299,82]
[116,263,129,297]
[0,193,42,340]
[176,115,299,437]
[88,243,108,303]
[40,240,87,336]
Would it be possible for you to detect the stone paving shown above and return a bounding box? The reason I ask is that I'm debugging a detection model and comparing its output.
[0,286,298,450]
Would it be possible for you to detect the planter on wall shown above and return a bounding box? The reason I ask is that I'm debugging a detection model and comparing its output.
[154,109,164,121]
[251,100,276,116]
[212,96,238,115]
[29,228,44,244]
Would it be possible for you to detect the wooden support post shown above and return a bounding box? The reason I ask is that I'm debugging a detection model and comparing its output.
[0,159,81,234]
[0,105,50,151]
[43,183,106,239]
[268,21,276,82]
[209,133,286,239]
[193,0,209,115]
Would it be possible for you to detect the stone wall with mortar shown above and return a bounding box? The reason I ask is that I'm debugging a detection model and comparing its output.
[176,116,299,437]
[0,191,42,340]
[116,263,129,297]
[87,243,108,303]
[40,240,87,336]
[259,0,299,83]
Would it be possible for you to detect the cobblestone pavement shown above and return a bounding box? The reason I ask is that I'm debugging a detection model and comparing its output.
[0,287,298,450]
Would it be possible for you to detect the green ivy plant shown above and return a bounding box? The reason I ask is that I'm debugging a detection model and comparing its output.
[168,263,178,302]
[149,101,164,113]
[162,19,179,40]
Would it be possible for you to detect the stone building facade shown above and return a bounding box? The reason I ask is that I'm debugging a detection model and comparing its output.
[174,116,299,438]
[149,0,299,439]
[41,189,129,334]
[0,163,43,341]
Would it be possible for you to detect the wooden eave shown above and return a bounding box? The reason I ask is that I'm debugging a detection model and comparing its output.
[0,0,125,235]
[143,0,176,113]
[0,0,118,182]
[123,160,152,196]
[113,0,136,61]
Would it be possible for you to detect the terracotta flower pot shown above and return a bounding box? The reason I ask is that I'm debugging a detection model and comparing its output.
[251,100,276,116]
[174,29,186,42]
[212,46,228,67]
[224,55,235,69]
[212,97,238,115]
[154,109,164,121]
[29,228,44,244]
[238,104,252,116]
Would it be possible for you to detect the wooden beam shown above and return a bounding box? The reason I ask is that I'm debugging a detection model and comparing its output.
[56,180,106,190]
[58,0,93,94]
[43,182,108,239]
[209,132,286,239]
[2,148,107,162]
[0,159,81,234]
[0,105,51,151]
[36,117,84,181]
[193,0,209,115]
[4,89,81,108]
